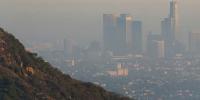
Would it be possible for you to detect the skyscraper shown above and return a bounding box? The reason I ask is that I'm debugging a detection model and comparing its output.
[103,14,118,52]
[124,15,133,48]
[169,0,179,42]
[162,0,179,42]
[116,14,133,55]
[132,21,143,54]
[161,17,175,58]
[161,0,180,58]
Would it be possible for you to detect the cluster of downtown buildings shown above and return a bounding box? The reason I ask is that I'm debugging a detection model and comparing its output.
[32,0,200,63]
[103,0,200,59]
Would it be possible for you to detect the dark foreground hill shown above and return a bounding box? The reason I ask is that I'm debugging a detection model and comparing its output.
[0,28,131,100]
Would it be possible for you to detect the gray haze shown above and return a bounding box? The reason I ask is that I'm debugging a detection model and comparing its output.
[0,0,199,45]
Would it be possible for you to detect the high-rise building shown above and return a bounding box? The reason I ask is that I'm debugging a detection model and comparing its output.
[103,14,118,52]
[170,0,179,41]
[162,0,178,41]
[161,0,180,58]
[161,18,175,58]
[132,21,143,54]
[161,18,174,42]
[123,15,133,48]
[116,14,132,55]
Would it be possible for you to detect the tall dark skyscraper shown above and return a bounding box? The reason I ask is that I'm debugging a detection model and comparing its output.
[161,17,175,58]
[161,0,180,58]
[116,14,127,53]
[170,0,179,42]
[162,0,179,41]
[103,14,118,52]
[132,21,143,54]
[116,14,132,55]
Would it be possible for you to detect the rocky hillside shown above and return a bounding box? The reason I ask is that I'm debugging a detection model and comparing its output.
[0,28,131,100]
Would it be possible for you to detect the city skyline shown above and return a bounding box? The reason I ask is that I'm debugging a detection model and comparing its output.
[102,0,181,58]
[0,0,199,45]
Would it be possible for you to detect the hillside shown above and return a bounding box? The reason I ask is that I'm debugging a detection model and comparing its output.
[0,28,131,100]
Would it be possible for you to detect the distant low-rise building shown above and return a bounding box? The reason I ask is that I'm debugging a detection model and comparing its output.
[188,32,200,56]
[146,33,165,59]
[107,63,128,77]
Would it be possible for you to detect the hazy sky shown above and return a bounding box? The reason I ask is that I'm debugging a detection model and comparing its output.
[0,0,199,45]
